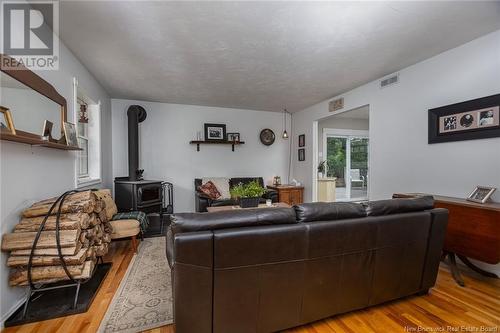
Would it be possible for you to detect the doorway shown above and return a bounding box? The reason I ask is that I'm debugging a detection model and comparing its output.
[323,129,369,201]
[316,105,369,202]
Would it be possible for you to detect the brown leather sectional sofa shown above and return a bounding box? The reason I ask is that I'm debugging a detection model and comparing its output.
[166,197,448,333]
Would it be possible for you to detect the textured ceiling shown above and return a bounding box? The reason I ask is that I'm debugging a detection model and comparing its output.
[60,1,500,112]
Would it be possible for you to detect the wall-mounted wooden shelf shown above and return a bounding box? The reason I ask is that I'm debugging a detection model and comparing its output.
[1,132,82,151]
[189,140,245,152]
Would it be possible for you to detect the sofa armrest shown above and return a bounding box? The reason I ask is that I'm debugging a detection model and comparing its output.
[421,208,448,290]
[195,191,211,212]
[262,189,279,203]
[173,231,214,333]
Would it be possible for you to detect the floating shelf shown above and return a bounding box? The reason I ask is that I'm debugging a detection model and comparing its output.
[1,132,82,151]
[189,140,245,152]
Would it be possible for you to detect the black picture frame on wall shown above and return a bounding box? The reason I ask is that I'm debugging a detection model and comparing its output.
[204,123,227,141]
[298,148,305,161]
[298,134,305,147]
[428,94,500,144]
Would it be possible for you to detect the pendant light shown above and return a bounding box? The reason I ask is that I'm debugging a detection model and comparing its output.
[282,108,289,139]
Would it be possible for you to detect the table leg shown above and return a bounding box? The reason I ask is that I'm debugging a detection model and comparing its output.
[457,255,499,278]
[444,252,465,287]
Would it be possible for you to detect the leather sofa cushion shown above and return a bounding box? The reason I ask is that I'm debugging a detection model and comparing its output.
[171,207,297,233]
[229,177,264,188]
[364,196,434,216]
[294,202,366,222]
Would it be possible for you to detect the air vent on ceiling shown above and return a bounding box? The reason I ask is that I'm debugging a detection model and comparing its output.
[380,74,399,88]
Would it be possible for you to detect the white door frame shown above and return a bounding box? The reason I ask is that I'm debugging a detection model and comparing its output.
[322,128,369,201]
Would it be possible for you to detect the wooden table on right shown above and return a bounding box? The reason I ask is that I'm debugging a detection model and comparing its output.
[394,193,500,286]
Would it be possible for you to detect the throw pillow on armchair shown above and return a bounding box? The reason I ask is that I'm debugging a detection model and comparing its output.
[201,177,231,199]
[198,181,222,200]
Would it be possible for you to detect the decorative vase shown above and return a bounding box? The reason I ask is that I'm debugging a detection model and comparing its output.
[239,197,261,208]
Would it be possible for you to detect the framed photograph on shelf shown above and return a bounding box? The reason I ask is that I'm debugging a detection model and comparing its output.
[63,122,79,147]
[466,186,496,204]
[204,123,226,141]
[298,148,305,161]
[0,106,16,135]
[42,120,54,141]
[227,132,240,143]
[428,94,500,144]
[298,134,305,147]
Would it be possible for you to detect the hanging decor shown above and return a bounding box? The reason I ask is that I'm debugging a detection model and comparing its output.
[428,93,500,144]
[79,100,88,124]
[282,108,289,139]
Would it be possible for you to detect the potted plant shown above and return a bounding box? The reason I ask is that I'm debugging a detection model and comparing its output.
[230,180,266,208]
[317,160,326,178]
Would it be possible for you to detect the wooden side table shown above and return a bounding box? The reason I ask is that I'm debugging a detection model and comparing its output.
[267,185,304,206]
[394,192,500,286]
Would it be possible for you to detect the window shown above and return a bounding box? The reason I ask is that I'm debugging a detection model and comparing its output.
[77,100,89,178]
[74,78,101,187]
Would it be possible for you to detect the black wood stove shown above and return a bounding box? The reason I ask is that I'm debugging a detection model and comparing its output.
[114,105,166,231]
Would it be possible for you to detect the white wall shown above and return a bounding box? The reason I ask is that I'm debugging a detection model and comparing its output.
[112,99,291,213]
[0,42,112,323]
[291,29,500,273]
[1,87,63,136]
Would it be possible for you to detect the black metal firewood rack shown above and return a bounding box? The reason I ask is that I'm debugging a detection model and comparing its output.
[21,189,102,318]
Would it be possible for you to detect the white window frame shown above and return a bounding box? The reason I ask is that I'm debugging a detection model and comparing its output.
[73,77,102,188]
[77,113,90,178]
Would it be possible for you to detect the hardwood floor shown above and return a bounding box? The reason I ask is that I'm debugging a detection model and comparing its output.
[3,240,499,333]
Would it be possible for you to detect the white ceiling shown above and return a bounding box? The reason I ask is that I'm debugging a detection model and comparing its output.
[60,1,500,112]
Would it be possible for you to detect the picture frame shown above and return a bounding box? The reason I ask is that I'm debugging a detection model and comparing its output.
[466,186,496,204]
[42,120,54,141]
[227,132,240,143]
[298,148,305,161]
[0,106,16,135]
[63,122,79,147]
[428,94,500,144]
[298,134,305,147]
[204,123,226,141]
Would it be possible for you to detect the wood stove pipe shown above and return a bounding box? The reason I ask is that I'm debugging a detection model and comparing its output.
[127,105,147,180]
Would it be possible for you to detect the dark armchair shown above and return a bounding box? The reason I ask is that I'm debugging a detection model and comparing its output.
[195,177,278,212]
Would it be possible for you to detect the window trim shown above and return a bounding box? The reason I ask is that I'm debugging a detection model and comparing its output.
[73,77,102,188]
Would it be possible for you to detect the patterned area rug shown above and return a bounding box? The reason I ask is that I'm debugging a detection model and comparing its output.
[98,237,173,333]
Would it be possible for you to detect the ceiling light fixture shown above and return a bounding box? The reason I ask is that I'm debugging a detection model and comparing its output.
[282,108,289,139]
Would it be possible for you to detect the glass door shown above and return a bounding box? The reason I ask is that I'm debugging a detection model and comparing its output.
[325,133,368,201]
[349,138,368,201]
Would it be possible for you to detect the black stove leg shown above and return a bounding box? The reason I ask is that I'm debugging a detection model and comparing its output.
[159,208,164,235]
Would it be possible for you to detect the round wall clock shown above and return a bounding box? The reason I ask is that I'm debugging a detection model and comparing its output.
[260,128,275,146]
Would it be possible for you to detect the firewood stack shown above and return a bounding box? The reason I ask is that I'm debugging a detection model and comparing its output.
[1,190,113,286]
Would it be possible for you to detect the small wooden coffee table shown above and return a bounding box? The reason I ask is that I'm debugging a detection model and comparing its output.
[207,202,291,213]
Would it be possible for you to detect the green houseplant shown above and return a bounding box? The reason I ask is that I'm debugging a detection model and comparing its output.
[317,160,326,178]
[230,180,266,208]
